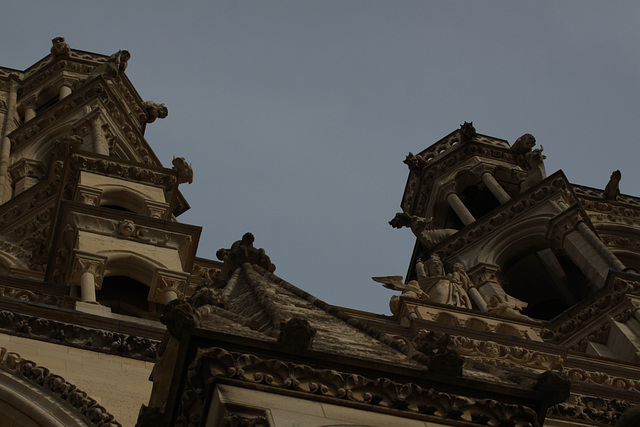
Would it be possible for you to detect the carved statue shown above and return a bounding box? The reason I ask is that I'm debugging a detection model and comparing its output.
[172,157,193,184]
[416,255,472,309]
[86,50,130,81]
[485,294,530,320]
[603,170,621,201]
[459,121,476,143]
[520,146,547,192]
[511,133,536,154]
[372,276,429,315]
[389,212,457,249]
[117,219,135,237]
[216,232,276,278]
[142,101,168,124]
[50,37,70,58]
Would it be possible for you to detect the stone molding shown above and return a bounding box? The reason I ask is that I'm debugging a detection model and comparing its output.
[0,309,159,360]
[454,336,564,372]
[175,346,539,427]
[0,284,63,306]
[550,393,631,426]
[0,347,121,426]
[540,275,640,345]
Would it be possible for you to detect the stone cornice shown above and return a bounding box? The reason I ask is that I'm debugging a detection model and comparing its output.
[173,345,542,427]
[541,273,640,346]
[0,347,121,426]
[46,201,201,285]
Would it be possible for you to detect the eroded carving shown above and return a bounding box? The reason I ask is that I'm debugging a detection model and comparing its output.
[511,133,536,154]
[172,156,193,184]
[603,170,621,201]
[50,37,70,58]
[175,346,539,427]
[142,101,168,124]
[389,212,457,249]
[417,255,472,309]
[216,233,275,279]
[373,276,429,315]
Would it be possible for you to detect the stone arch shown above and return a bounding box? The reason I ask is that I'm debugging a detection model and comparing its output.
[0,347,119,426]
[99,185,151,215]
[102,251,167,287]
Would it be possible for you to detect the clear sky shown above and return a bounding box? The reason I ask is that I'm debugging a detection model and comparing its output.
[2,2,639,315]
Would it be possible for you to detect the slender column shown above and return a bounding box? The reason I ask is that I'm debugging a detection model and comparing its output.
[0,77,19,203]
[577,222,625,271]
[163,289,179,304]
[548,208,619,290]
[80,270,97,303]
[468,287,487,311]
[446,192,476,226]
[481,172,511,204]
[59,84,72,99]
[151,268,189,304]
[91,115,109,155]
[69,251,107,304]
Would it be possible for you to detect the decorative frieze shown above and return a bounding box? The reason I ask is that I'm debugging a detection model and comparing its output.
[0,311,158,360]
[175,346,540,427]
[454,336,564,372]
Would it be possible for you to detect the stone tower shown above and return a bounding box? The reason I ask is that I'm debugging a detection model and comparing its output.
[378,122,640,425]
[0,38,221,426]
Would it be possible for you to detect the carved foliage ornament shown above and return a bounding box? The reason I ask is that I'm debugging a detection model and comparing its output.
[173,346,539,427]
[0,310,158,360]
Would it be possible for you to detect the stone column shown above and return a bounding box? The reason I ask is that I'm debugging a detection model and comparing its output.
[547,208,624,290]
[69,251,107,303]
[0,76,19,204]
[151,268,189,305]
[577,222,625,271]
[467,264,506,311]
[91,114,109,156]
[445,191,476,226]
[481,172,511,204]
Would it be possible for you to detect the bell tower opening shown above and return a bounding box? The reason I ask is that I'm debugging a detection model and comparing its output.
[97,276,160,319]
[502,252,591,321]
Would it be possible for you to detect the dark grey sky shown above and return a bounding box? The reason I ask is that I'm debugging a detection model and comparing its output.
[3,2,639,314]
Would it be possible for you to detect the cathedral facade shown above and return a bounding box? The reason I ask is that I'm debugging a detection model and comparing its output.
[0,39,639,426]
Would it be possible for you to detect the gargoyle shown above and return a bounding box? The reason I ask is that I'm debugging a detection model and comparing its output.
[603,170,621,201]
[511,133,536,154]
[172,157,193,184]
[50,37,70,58]
[459,121,476,143]
[142,101,168,124]
[389,212,457,249]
